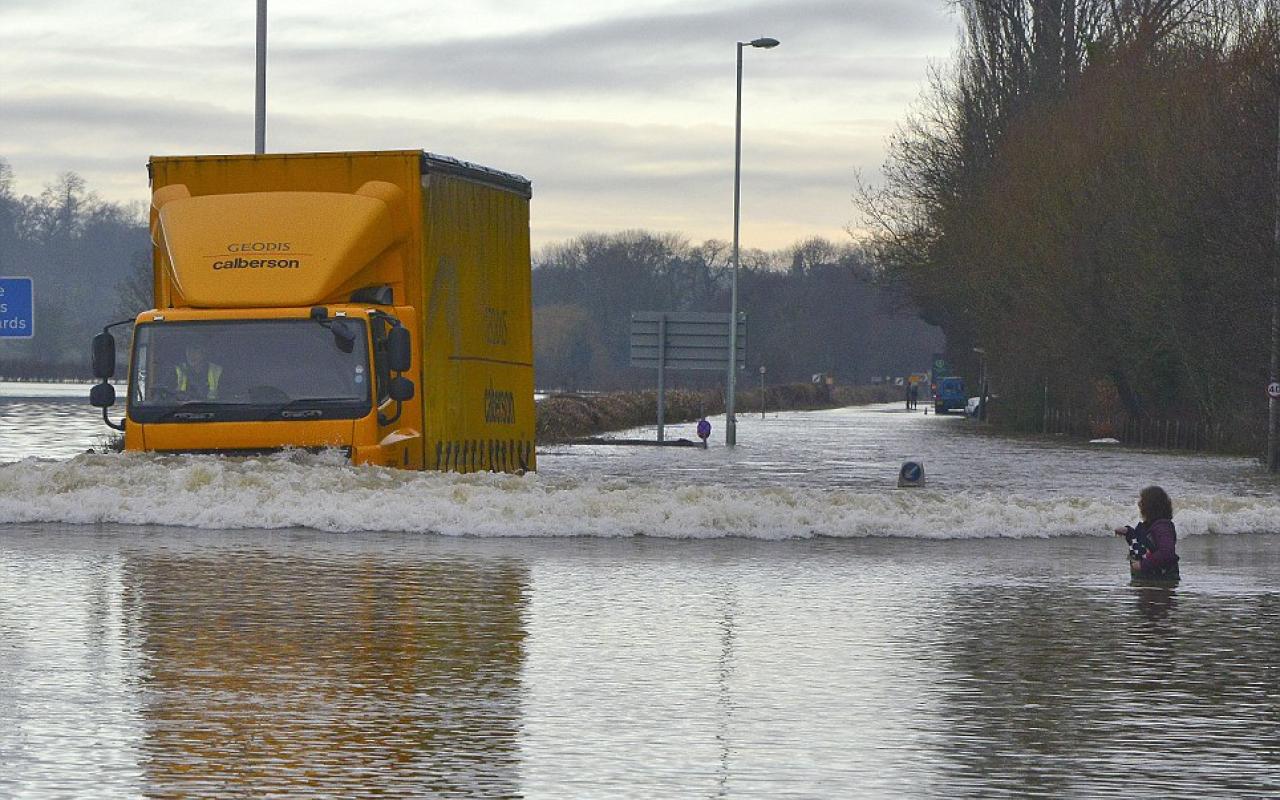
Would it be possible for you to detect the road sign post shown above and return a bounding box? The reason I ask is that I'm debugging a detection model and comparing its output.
[657,315,666,440]
[630,311,746,443]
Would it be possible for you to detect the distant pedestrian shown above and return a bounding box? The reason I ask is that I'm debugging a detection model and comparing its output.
[1113,486,1180,581]
[909,383,919,410]
[904,382,912,410]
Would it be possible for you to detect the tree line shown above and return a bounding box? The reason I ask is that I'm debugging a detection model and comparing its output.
[0,161,944,391]
[532,231,942,390]
[0,160,148,377]
[860,0,1280,451]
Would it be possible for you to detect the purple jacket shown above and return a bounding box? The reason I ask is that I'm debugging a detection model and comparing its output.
[1137,518,1179,575]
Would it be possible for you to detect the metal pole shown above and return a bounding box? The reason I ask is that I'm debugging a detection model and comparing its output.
[1043,379,1048,435]
[760,366,766,418]
[979,356,988,421]
[255,0,267,154]
[726,42,744,447]
[657,315,666,442]
[1270,69,1280,470]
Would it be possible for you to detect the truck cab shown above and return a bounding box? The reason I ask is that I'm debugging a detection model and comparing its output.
[116,304,418,466]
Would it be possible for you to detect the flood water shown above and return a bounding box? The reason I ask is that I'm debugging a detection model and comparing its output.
[1,383,1278,797]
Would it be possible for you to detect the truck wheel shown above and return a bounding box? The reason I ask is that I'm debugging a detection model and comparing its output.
[935,404,945,414]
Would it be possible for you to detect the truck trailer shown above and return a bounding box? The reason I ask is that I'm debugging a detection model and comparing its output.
[90,150,536,472]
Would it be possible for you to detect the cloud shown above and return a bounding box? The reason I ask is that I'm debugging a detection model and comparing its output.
[272,0,955,99]
[1,88,879,247]
[0,0,956,248]
[0,93,251,153]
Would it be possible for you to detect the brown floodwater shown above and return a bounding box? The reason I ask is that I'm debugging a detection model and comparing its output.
[2,388,1278,796]
[1,528,1277,798]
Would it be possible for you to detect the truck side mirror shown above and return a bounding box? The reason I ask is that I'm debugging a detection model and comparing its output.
[379,376,415,426]
[92,332,116,379]
[90,382,116,408]
[389,376,414,402]
[330,318,357,354]
[387,326,411,372]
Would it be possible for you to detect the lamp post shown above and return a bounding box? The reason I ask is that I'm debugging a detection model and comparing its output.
[255,0,267,154]
[1269,63,1280,471]
[759,365,767,418]
[726,36,779,447]
[973,347,987,421]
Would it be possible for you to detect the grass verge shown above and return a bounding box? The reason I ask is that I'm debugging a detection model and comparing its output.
[535,383,900,444]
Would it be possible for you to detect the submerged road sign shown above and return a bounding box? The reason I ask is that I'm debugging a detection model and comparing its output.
[0,277,33,338]
[629,311,746,371]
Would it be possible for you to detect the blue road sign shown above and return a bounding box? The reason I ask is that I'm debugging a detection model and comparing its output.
[0,277,33,339]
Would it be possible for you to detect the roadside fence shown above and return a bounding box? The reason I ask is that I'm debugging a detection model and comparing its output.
[1041,407,1251,454]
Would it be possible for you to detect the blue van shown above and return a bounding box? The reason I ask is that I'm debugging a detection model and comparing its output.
[934,376,966,414]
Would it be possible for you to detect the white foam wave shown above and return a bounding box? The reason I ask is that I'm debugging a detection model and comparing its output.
[0,452,1276,539]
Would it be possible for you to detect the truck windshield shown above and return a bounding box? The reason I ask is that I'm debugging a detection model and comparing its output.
[129,319,371,423]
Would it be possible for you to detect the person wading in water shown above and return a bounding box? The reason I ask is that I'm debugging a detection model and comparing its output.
[1114,485,1180,581]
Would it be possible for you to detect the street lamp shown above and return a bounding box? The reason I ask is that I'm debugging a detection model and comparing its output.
[726,36,779,447]
[973,347,987,421]
[759,364,767,418]
[255,0,267,154]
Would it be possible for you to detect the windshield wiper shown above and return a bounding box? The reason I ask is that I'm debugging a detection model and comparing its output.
[148,398,360,422]
[153,401,250,422]
[264,397,360,419]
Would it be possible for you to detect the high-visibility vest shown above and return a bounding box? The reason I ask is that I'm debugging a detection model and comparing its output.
[175,363,222,399]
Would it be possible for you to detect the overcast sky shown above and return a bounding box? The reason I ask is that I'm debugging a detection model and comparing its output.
[0,0,959,249]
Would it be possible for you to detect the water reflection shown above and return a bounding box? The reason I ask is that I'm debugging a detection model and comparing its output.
[713,583,737,800]
[122,550,528,797]
[1134,585,1177,621]
[931,583,1280,797]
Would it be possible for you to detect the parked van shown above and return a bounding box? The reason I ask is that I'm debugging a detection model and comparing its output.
[933,376,966,414]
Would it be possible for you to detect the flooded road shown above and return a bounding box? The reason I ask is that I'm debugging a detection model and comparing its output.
[1,385,1278,797]
[0,382,111,461]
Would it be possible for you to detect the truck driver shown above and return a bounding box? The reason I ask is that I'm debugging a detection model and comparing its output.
[173,343,223,400]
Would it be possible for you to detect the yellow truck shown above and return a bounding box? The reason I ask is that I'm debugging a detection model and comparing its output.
[89,150,536,472]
